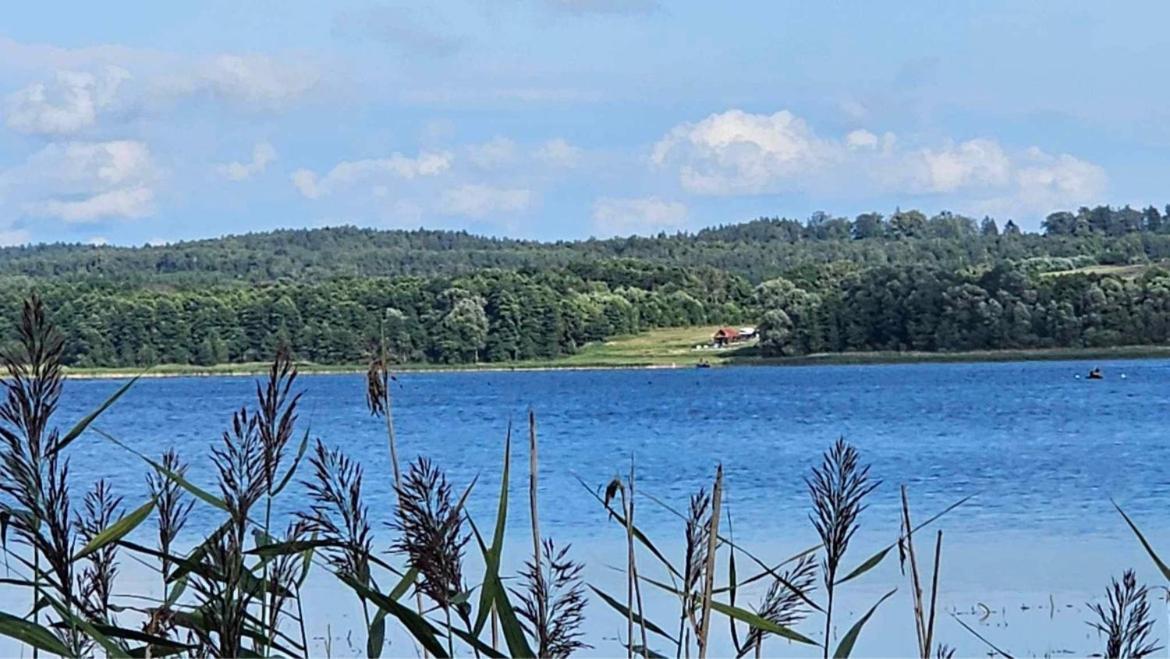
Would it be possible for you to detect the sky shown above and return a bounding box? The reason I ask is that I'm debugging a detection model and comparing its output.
[1,1,1169,246]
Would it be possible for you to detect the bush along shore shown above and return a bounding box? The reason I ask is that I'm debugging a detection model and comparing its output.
[0,294,1166,658]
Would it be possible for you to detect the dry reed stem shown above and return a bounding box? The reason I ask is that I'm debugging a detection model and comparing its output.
[901,485,927,658]
[630,459,649,657]
[529,409,545,652]
[925,531,942,657]
[697,464,723,659]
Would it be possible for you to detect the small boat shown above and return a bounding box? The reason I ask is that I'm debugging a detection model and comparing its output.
[696,360,712,369]
[1087,368,1103,380]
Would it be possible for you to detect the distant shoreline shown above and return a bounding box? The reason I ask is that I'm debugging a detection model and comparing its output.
[61,344,1170,380]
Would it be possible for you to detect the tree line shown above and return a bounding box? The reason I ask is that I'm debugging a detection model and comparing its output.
[757,264,1170,356]
[0,262,752,367]
[5,204,1170,286]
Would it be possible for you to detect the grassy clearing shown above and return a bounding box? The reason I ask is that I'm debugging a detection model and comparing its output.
[61,326,1170,379]
[64,326,738,378]
[1040,263,1162,279]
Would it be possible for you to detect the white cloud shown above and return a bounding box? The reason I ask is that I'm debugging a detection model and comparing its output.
[292,151,453,199]
[87,235,108,246]
[908,138,1012,193]
[218,142,277,181]
[467,137,517,169]
[652,109,833,195]
[846,129,879,150]
[1000,149,1108,216]
[31,187,154,222]
[5,67,129,135]
[534,138,581,167]
[592,196,687,235]
[653,108,1108,219]
[439,184,532,217]
[1,140,158,222]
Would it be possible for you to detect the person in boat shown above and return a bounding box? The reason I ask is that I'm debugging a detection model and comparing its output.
[1087,367,1103,379]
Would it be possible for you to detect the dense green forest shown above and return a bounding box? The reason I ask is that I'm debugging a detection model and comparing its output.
[6,204,1170,367]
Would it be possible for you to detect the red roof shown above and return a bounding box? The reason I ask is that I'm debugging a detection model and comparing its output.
[714,327,740,339]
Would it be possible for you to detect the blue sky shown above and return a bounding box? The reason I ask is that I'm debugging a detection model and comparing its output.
[1,1,1168,245]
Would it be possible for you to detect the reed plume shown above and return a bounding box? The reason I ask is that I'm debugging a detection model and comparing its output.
[680,487,711,656]
[742,553,817,658]
[392,457,468,614]
[0,296,83,653]
[807,438,878,657]
[257,347,300,495]
[298,440,372,585]
[146,449,194,589]
[1088,569,1161,659]
[514,538,589,658]
[76,479,123,622]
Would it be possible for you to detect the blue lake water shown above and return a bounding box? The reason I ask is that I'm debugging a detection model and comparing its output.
[45,360,1170,656]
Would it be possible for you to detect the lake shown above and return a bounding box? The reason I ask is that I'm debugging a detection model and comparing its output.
[41,360,1170,656]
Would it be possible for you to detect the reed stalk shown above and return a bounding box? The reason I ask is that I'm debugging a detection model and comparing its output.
[529,409,545,650]
[697,464,723,659]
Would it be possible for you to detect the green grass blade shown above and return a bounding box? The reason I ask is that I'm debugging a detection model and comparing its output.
[389,565,419,601]
[340,574,449,659]
[832,588,896,658]
[838,494,974,586]
[1114,501,1170,581]
[451,626,508,658]
[52,372,145,456]
[575,476,682,580]
[367,610,387,659]
[589,585,677,642]
[492,580,535,658]
[94,427,228,511]
[0,610,73,657]
[709,600,816,646]
[474,426,511,637]
[272,429,310,496]
[76,499,155,561]
[949,613,1015,658]
[244,538,337,558]
[47,592,131,657]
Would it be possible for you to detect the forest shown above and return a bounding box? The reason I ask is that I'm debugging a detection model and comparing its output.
[5,204,1170,367]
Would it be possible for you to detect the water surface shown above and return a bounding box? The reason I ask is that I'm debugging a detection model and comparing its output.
[47,360,1170,656]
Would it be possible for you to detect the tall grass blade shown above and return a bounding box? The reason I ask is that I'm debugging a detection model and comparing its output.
[709,600,817,646]
[493,580,535,658]
[949,613,1014,658]
[0,611,72,656]
[1114,502,1170,581]
[95,428,228,512]
[367,610,387,659]
[575,476,682,580]
[52,372,145,456]
[272,429,310,496]
[474,426,511,637]
[451,626,508,658]
[340,574,450,659]
[75,499,154,561]
[589,585,677,642]
[832,588,895,658]
[837,494,973,586]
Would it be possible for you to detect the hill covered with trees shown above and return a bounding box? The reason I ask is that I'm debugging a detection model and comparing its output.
[6,204,1170,368]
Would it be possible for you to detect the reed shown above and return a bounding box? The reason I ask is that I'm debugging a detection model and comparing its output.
[0,294,1060,659]
[1088,570,1161,659]
[514,538,589,657]
[807,438,878,657]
